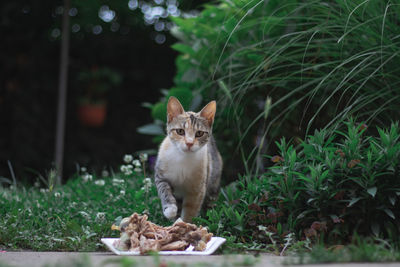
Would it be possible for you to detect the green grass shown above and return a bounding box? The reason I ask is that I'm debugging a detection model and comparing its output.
[0,167,167,251]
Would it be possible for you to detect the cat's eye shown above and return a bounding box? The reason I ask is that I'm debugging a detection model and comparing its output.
[195,131,205,137]
[176,129,185,135]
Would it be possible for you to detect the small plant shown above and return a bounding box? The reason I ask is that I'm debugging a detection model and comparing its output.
[76,66,122,126]
[265,119,400,243]
[77,66,122,105]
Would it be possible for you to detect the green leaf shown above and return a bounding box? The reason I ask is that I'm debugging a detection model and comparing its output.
[384,209,395,219]
[234,225,243,231]
[137,124,164,135]
[371,222,380,236]
[171,43,194,55]
[277,223,282,235]
[181,68,200,83]
[218,80,232,100]
[367,187,377,198]
[348,197,361,207]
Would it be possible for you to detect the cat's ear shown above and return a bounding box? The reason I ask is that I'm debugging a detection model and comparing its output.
[167,96,185,123]
[200,100,216,126]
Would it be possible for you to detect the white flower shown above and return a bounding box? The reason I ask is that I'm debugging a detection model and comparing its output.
[258,225,267,232]
[95,179,105,186]
[82,174,93,182]
[123,154,133,164]
[54,192,61,198]
[144,177,152,185]
[142,178,152,193]
[120,165,133,175]
[134,167,142,173]
[79,211,90,220]
[95,212,106,223]
[40,188,46,193]
[139,153,148,162]
[120,190,125,196]
[112,178,125,186]
[102,170,109,177]
[132,159,141,167]
[80,167,87,173]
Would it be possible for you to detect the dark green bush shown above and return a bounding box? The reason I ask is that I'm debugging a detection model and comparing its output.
[198,120,400,249]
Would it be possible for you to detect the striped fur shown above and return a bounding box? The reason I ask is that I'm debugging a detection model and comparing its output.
[154,97,223,222]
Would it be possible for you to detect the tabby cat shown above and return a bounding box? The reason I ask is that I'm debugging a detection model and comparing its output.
[154,96,222,222]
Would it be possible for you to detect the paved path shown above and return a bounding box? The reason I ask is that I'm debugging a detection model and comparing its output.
[1,252,400,267]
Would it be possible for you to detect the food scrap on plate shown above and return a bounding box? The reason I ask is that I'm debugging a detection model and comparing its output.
[112,213,213,254]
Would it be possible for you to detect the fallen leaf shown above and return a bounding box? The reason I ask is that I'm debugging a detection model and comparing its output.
[347,159,360,168]
[271,155,284,163]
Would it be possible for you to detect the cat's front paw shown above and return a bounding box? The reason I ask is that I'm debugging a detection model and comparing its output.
[163,204,178,220]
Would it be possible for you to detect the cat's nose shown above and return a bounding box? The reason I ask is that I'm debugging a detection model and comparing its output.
[186,142,193,149]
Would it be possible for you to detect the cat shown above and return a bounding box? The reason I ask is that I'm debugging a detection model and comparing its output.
[154,96,223,222]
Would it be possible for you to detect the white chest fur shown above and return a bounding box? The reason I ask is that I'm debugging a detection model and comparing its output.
[159,138,207,197]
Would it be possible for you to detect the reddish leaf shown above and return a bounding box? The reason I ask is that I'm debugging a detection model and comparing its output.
[335,149,345,158]
[260,191,269,202]
[304,228,317,238]
[333,191,345,200]
[267,225,277,233]
[358,123,368,132]
[311,221,327,232]
[248,203,261,212]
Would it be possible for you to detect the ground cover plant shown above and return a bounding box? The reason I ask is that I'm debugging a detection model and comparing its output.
[0,155,168,251]
[196,119,400,254]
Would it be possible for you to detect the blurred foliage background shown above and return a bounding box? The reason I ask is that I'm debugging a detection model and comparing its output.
[1,0,400,185]
[0,0,206,182]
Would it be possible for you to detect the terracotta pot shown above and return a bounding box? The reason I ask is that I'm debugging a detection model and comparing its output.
[78,103,107,127]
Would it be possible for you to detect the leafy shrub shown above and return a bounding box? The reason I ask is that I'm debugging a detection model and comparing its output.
[198,120,400,249]
[143,0,400,177]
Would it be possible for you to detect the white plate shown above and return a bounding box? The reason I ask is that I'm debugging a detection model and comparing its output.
[101,237,226,256]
